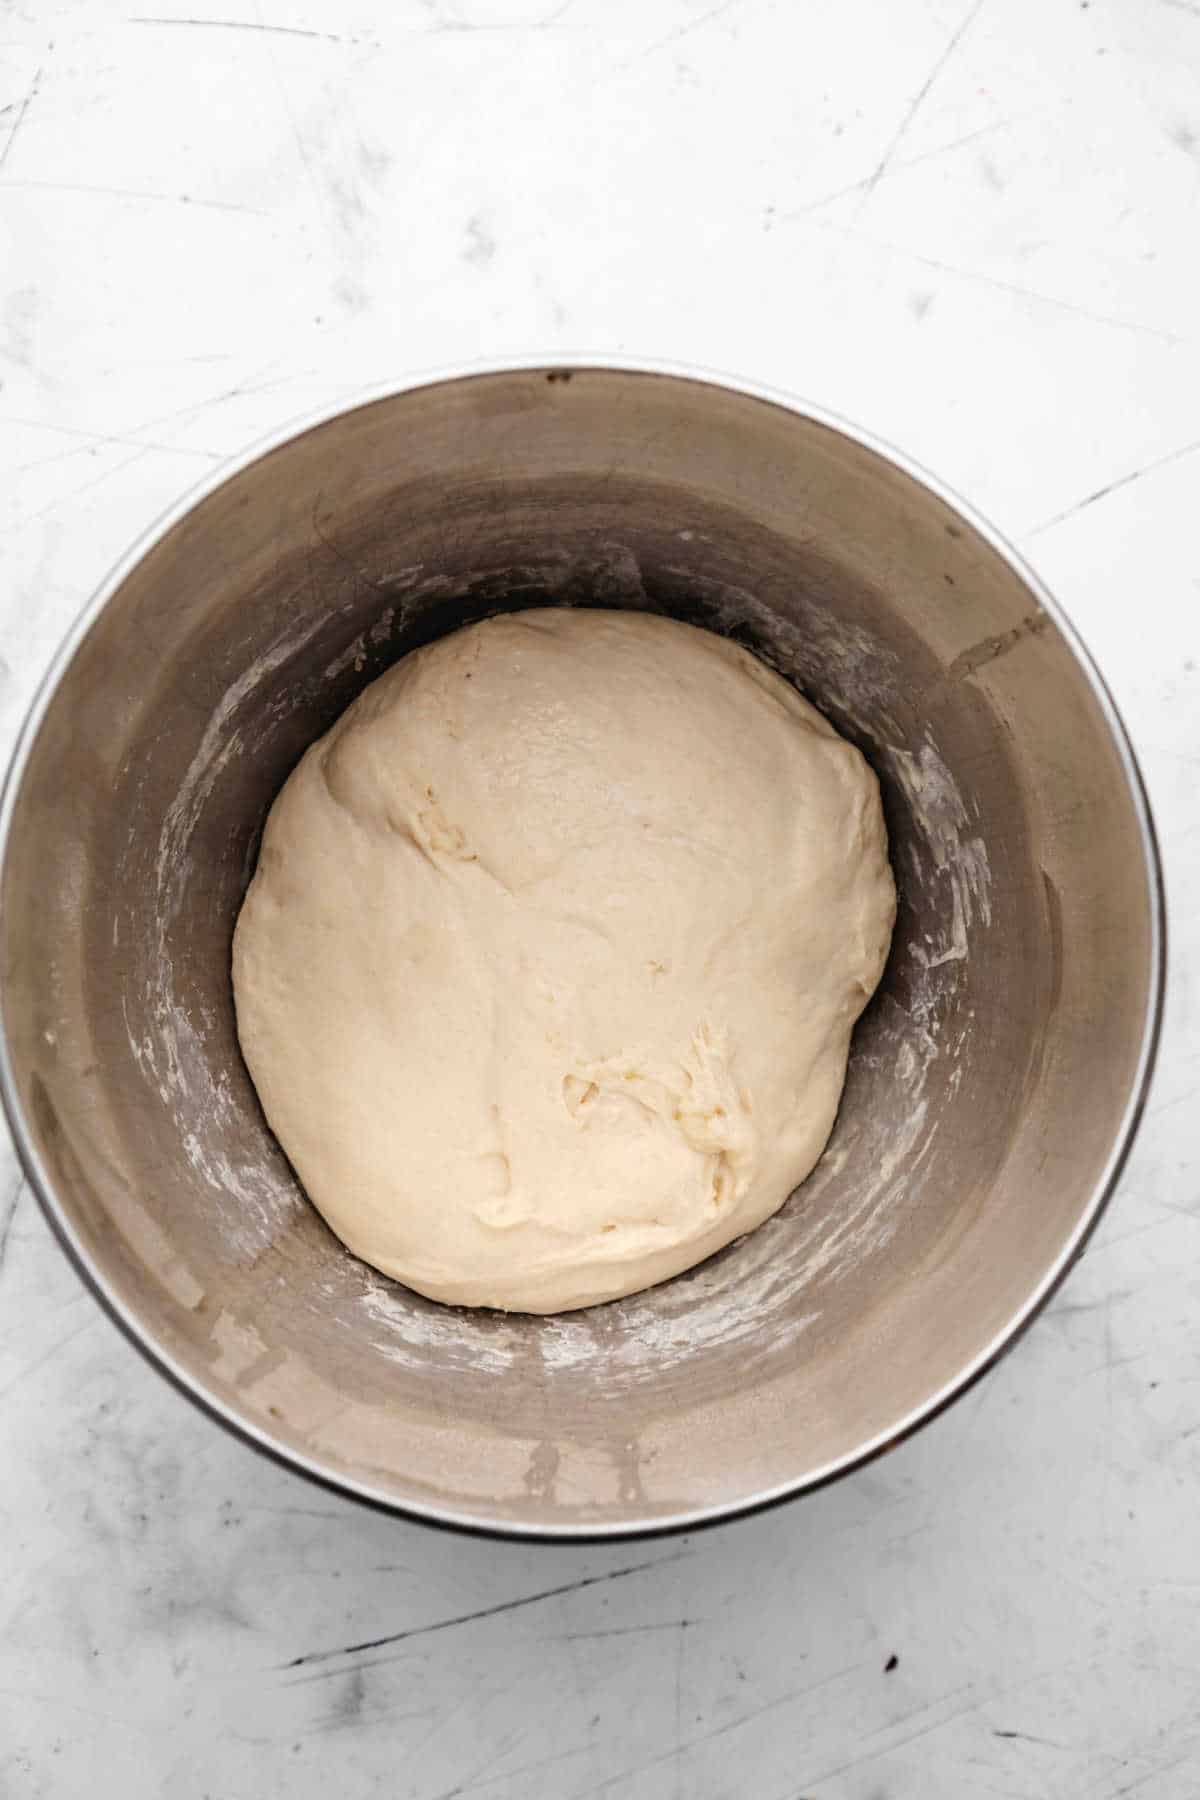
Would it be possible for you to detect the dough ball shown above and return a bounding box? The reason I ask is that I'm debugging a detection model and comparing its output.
[232,608,895,1312]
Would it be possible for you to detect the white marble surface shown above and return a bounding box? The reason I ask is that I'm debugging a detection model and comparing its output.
[1,0,1198,1794]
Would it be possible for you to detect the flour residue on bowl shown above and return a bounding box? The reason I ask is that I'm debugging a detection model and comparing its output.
[888,738,992,971]
[131,615,345,1258]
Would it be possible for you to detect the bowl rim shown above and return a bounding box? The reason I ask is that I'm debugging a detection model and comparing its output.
[0,355,1167,1541]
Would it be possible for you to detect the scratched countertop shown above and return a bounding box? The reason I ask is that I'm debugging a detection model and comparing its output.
[2,2,1199,1795]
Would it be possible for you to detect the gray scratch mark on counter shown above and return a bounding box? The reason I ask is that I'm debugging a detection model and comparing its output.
[421,0,575,35]
[785,114,1028,217]
[0,1177,23,1270]
[11,444,153,532]
[1027,435,1200,537]
[993,1727,1070,1746]
[37,367,290,465]
[637,0,740,61]
[857,0,985,210]
[805,218,1186,344]
[280,1551,692,1671]
[557,1618,699,1642]
[0,65,42,173]
[0,1314,99,1405]
[424,1738,602,1800]
[129,16,368,44]
[1111,1748,1200,1796]
[8,417,222,472]
[0,178,267,214]
[800,1683,983,1788]
[564,1664,861,1798]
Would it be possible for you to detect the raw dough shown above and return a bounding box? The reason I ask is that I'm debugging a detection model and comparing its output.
[233,608,895,1313]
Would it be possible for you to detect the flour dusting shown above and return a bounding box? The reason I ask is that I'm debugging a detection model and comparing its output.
[887,739,992,970]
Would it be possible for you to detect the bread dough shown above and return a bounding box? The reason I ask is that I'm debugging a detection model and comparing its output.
[233,608,895,1313]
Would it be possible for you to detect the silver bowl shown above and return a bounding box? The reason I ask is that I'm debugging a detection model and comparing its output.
[0,363,1163,1538]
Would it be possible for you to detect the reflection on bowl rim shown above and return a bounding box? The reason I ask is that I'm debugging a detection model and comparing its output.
[0,357,1167,1541]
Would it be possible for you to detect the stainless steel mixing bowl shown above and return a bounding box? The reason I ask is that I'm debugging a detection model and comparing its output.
[0,364,1163,1538]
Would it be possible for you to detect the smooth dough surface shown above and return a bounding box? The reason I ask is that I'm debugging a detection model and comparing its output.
[233,608,895,1313]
